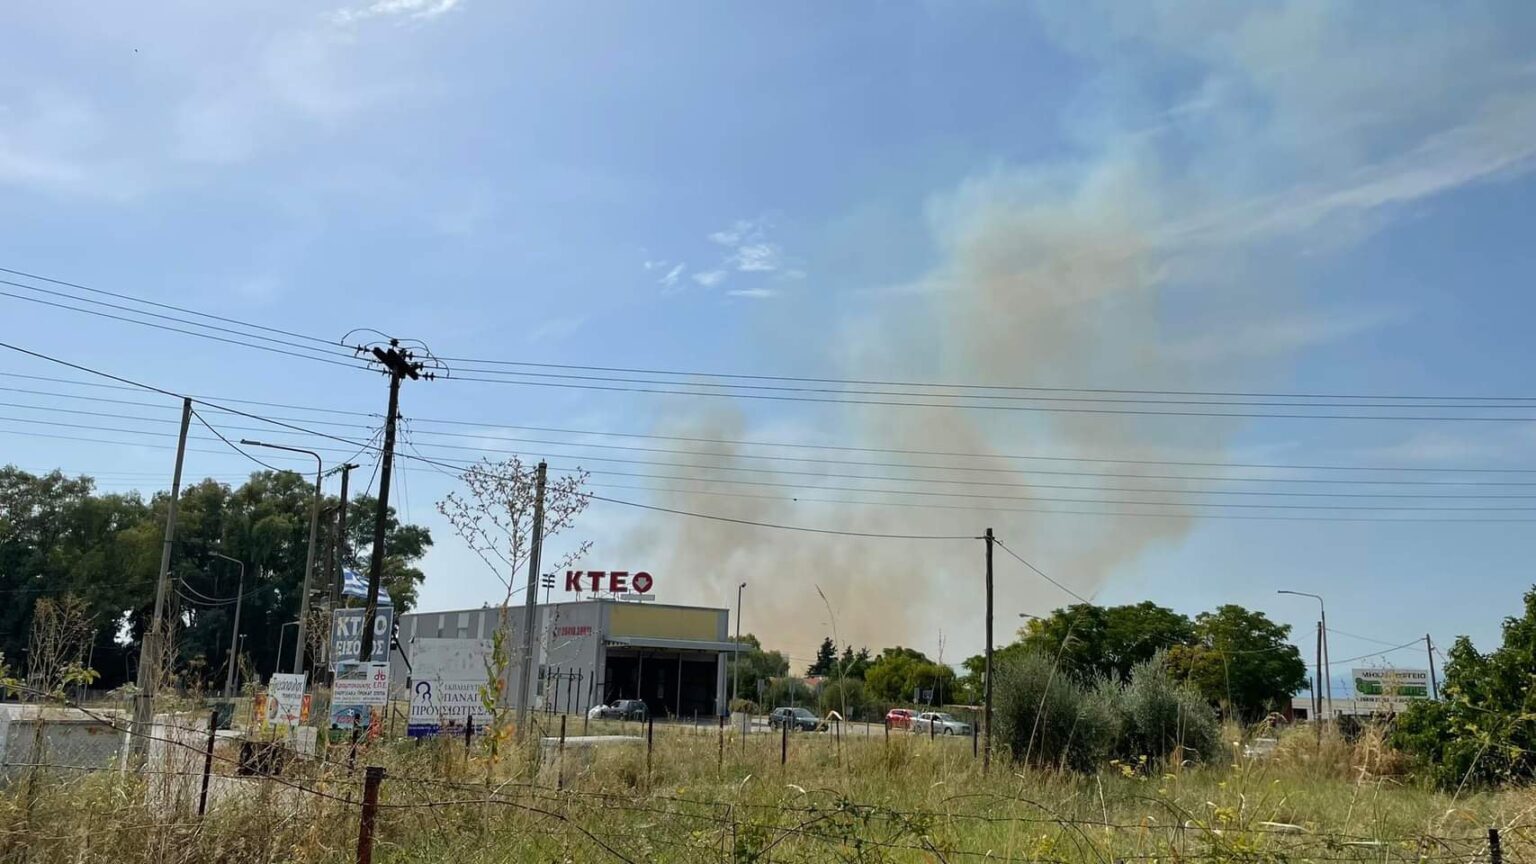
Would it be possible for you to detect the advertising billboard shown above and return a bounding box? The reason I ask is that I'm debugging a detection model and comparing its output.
[331,607,394,667]
[1351,667,1430,713]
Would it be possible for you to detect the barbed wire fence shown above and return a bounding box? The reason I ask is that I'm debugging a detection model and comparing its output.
[0,694,1524,864]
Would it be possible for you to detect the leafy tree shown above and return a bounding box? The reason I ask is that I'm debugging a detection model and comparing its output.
[1165,605,1306,720]
[1393,587,1536,788]
[728,633,789,703]
[818,677,871,720]
[863,646,955,704]
[838,645,872,680]
[1019,602,1196,682]
[807,636,837,676]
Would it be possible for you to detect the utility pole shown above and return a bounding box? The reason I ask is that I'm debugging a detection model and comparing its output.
[1426,634,1439,700]
[517,462,548,739]
[357,339,429,663]
[213,553,246,699]
[541,574,555,605]
[241,440,323,674]
[983,527,994,774]
[1314,622,1323,721]
[325,462,359,668]
[131,397,192,758]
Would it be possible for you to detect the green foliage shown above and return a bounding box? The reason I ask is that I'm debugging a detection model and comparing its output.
[0,466,432,690]
[1020,602,1196,682]
[863,646,955,704]
[763,676,813,708]
[1165,605,1307,720]
[1393,587,1536,788]
[729,634,790,702]
[838,644,872,680]
[807,636,837,676]
[1117,654,1222,764]
[991,649,1117,771]
[817,677,871,719]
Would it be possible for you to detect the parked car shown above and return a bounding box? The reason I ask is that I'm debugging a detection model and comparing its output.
[587,699,649,721]
[911,712,971,736]
[767,706,821,732]
[886,708,918,730]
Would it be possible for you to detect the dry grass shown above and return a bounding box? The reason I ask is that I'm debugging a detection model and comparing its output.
[0,711,1525,863]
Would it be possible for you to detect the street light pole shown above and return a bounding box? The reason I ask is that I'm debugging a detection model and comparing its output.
[241,440,324,675]
[212,553,246,698]
[1278,590,1332,721]
[275,620,299,678]
[732,581,745,726]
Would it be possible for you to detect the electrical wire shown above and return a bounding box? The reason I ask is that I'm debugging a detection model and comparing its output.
[585,493,979,540]
[991,538,1092,603]
[18,374,1536,476]
[192,408,284,472]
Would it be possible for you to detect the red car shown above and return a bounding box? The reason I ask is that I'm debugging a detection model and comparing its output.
[886,708,918,730]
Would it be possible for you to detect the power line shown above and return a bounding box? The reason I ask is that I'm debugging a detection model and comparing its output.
[192,409,283,472]
[17,374,1536,477]
[0,265,339,349]
[991,539,1091,603]
[585,493,979,540]
[0,289,365,370]
[1328,640,1425,667]
[447,372,1536,422]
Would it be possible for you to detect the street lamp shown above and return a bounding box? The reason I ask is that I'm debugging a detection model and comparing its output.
[274,620,300,678]
[212,552,246,698]
[241,439,323,675]
[733,582,746,729]
[1278,590,1332,720]
[234,633,247,693]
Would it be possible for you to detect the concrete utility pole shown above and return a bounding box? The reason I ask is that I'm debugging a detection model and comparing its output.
[983,527,994,774]
[359,340,427,663]
[213,553,246,698]
[241,440,323,674]
[131,397,192,758]
[517,462,548,739]
[733,581,745,727]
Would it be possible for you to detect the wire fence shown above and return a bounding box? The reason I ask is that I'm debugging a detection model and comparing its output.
[0,697,1524,864]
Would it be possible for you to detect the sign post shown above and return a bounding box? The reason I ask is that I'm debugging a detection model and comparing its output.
[332,608,394,668]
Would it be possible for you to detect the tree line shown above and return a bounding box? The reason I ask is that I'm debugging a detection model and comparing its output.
[732,600,1308,725]
[0,466,432,693]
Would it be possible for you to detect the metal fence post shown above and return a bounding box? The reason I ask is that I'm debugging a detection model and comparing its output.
[465,715,474,752]
[972,721,978,758]
[1490,828,1503,864]
[718,714,725,770]
[645,715,655,788]
[356,766,385,864]
[557,715,567,790]
[780,719,788,767]
[198,709,217,816]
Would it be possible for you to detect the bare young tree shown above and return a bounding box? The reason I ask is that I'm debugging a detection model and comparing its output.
[437,457,591,759]
[27,595,97,700]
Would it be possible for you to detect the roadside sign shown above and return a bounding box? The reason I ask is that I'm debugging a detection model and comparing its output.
[407,679,494,738]
[333,662,391,706]
[331,607,394,667]
[266,673,309,730]
[1352,668,1430,712]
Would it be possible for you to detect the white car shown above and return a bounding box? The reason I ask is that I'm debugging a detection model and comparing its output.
[911,711,971,736]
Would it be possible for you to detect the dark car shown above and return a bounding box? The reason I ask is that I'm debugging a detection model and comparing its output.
[587,699,649,721]
[768,706,821,731]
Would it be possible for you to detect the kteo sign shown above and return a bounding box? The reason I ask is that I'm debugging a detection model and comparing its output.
[565,570,653,593]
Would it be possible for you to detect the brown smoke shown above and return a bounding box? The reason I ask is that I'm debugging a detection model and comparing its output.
[621,160,1241,664]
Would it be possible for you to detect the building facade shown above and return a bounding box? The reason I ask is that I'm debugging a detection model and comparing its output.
[390,599,736,719]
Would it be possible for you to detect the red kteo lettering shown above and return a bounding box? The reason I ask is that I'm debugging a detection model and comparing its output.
[587,571,605,592]
[609,571,628,592]
[565,570,582,591]
[631,571,653,593]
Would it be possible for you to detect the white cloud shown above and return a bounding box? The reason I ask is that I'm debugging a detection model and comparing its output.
[643,259,669,271]
[708,218,763,246]
[657,263,686,289]
[332,0,461,25]
[727,287,780,299]
[692,269,728,287]
[729,242,780,272]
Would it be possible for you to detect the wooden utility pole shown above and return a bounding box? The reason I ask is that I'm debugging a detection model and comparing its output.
[130,397,192,759]
[983,527,994,774]
[516,462,548,739]
[359,341,424,663]
[1314,622,1324,722]
[1426,634,1439,700]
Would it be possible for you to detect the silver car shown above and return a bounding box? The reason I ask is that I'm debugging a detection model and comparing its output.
[911,711,971,736]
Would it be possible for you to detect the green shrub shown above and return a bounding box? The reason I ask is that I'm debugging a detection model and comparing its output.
[1119,653,1221,764]
[992,650,1116,771]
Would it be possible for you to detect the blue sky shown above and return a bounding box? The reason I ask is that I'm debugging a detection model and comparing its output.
[5,1,1536,685]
